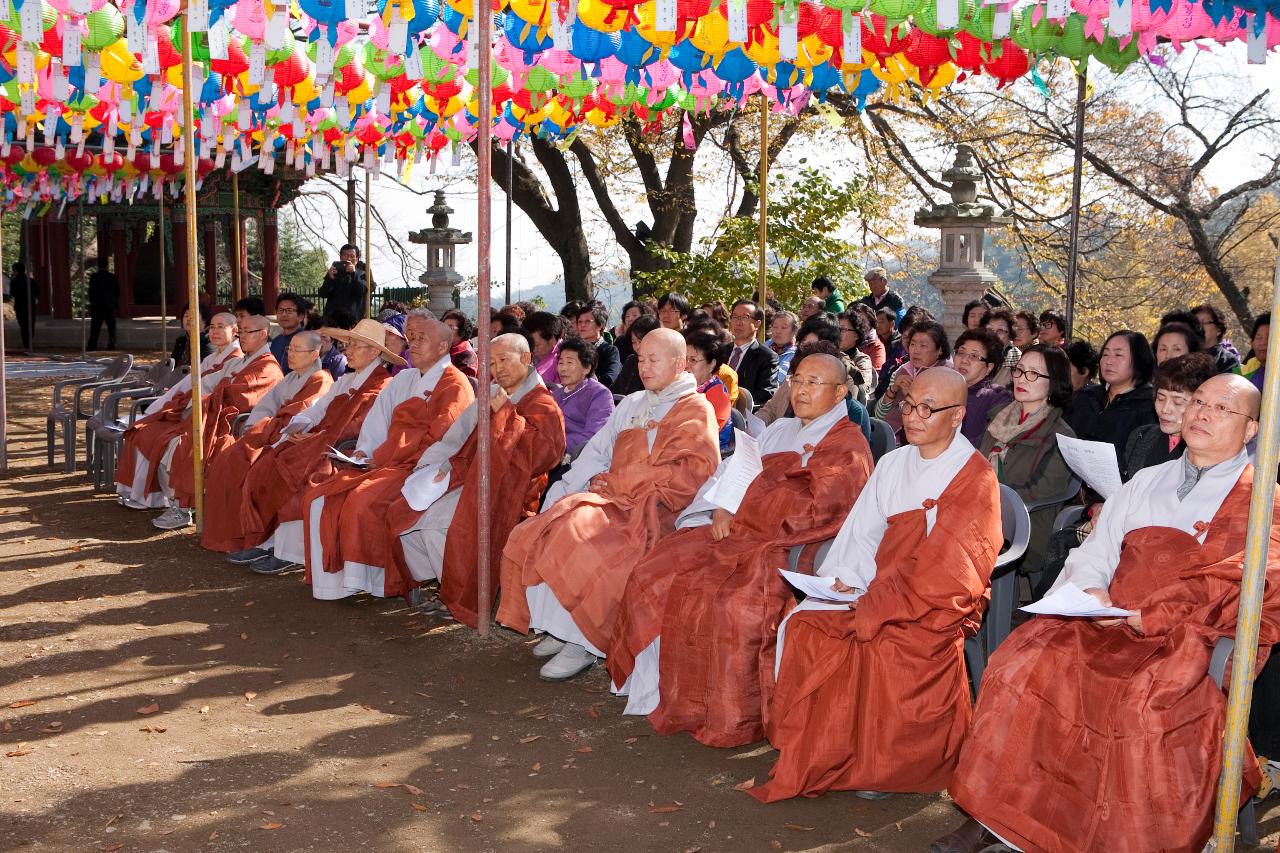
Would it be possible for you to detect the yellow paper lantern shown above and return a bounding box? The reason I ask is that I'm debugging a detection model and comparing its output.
[690,11,734,55]
[100,39,143,84]
[577,0,629,33]
[634,0,686,47]
[508,0,550,27]
[743,30,780,65]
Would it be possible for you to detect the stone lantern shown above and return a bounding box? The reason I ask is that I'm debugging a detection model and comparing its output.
[914,144,1012,339]
[409,190,473,315]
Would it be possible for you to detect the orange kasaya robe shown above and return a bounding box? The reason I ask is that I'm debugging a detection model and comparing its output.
[302,365,474,597]
[749,455,1001,803]
[239,366,392,545]
[167,351,285,509]
[114,348,242,493]
[497,394,720,652]
[385,384,566,625]
[607,417,874,748]
[199,368,333,552]
[950,467,1280,853]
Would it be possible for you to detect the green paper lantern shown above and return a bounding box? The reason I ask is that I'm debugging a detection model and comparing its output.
[1055,13,1095,60]
[1013,5,1062,54]
[84,5,124,51]
[169,21,211,63]
[1092,33,1139,72]
[913,0,974,35]
[961,2,997,41]
[464,61,508,88]
[869,0,924,24]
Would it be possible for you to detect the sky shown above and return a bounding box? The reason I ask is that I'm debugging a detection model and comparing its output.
[294,41,1279,312]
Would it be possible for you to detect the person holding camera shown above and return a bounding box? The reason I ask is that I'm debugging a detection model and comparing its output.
[318,244,368,320]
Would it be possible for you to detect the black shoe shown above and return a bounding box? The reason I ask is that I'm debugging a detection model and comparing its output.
[250,555,299,575]
[227,547,270,564]
[416,595,454,620]
[928,819,997,853]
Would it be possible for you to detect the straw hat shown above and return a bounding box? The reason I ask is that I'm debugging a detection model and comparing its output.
[319,318,408,367]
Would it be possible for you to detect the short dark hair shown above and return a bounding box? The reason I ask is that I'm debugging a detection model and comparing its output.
[699,301,730,326]
[901,305,934,331]
[851,303,876,326]
[557,336,598,375]
[657,292,691,318]
[955,328,1003,379]
[559,300,585,320]
[731,299,764,323]
[1065,339,1098,381]
[1039,311,1066,336]
[321,308,357,330]
[234,296,266,316]
[790,340,848,385]
[875,307,897,324]
[1160,309,1205,341]
[340,243,360,257]
[1014,310,1040,336]
[1190,304,1227,334]
[620,300,655,323]
[181,302,212,325]
[524,311,567,342]
[906,320,952,361]
[1153,352,1216,395]
[1101,330,1156,386]
[684,328,728,371]
[1153,322,1204,355]
[1252,311,1271,340]
[797,313,841,347]
[628,313,662,343]
[576,303,609,330]
[811,276,835,295]
[963,300,990,327]
[275,292,312,314]
[983,308,1014,330]
[839,309,869,350]
[1020,344,1074,409]
[441,309,476,341]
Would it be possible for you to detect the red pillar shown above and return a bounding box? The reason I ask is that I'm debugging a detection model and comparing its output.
[170,215,189,308]
[261,214,279,312]
[112,226,131,318]
[47,217,73,320]
[203,221,218,307]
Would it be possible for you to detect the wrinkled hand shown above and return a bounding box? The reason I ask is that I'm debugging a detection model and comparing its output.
[432,468,449,483]
[893,372,914,398]
[589,473,610,494]
[1088,587,1128,628]
[343,261,356,274]
[830,579,860,610]
[325,265,337,280]
[490,386,509,414]
[710,508,734,541]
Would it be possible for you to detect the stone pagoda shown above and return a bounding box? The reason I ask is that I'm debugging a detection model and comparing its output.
[409,190,472,314]
[913,144,1013,339]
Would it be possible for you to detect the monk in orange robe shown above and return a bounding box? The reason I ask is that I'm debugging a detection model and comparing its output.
[302,314,473,600]
[934,373,1280,853]
[231,319,402,573]
[116,312,241,509]
[609,350,874,747]
[199,331,332,553]
[386,333,566,627]
[160,316,283,526]
[498,328,720,682]
[750,368,1002,803]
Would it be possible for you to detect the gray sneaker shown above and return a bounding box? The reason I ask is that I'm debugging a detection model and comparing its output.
[538,642,596,682]
[250,554,299,575]
[152,507,193,530]
[531,634,566,658]
[227,548,270,565]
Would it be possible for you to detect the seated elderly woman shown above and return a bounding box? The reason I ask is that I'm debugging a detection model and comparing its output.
[1152,320,1204,366]
[526,311,569,385]
[551,337,615,459]
[685,328,734,451]
[978,344,1076,574]
[952,328,1012,445]
[873,320,951,443]
[1034,351,1217,599]
[441,309,479,378]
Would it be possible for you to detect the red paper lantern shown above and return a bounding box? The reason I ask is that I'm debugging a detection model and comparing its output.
[861,14,911,60]
[32,146,58,166]
[155,26,183,70]
[903,29,951,84]
[2,146,26,165]
[210,38,249,76]
[716,0,774,28]
[982,39,1029,87]
[98,152,125,172]
[63,150,95,172]
[952,31,989,72]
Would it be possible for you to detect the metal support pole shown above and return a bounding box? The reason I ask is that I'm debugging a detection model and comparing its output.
[78,200,86,359]
[159,194,167,355]
[505,138,513,307]
[475,4,494,637]
[757,94,768,343]
[231,172,243,303]
[364,170,372,318]
[346,176,357,248]
[1212,237,1280,852]
[1064,65,1087,341]
[180,8,205,532]
[0,212,7,472]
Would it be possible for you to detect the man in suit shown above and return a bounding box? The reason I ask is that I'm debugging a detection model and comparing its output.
[726,299,779,407]
[573,303,622,390]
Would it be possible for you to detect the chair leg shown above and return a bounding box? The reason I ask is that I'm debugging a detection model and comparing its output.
[1238,796,1259,847]
[46,420,55,466]
[990,572,1016,652]
[965,630,987,699]
[63,419,76,474]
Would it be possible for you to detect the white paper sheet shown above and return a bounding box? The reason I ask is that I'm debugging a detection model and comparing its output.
[1020,581,1134,618]
[778,569,863,603]
[328,446,369,467]
[702,429,762,513]
[1056,433,1123,500]
[401,463,451,512]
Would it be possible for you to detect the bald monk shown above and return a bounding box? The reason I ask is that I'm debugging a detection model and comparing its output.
[302,312,474,600]
[199,331,332,553]
[116,312,241,510]
[387,333,566,626]
[750,368,1002,803]
[498,328,721,682]
[610,349,874,747]
[934,373,1280,853]
[231,319,402,574]
[155,315,284,529]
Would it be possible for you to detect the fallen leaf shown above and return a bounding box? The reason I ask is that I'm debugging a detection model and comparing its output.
[7,700,35,709]
[2,722,11,733]
[244,601,255,607]
[518,735,541,744]
[586,707,600,719]
[5,750,33,757]
[374,781,401,789]
[257,822,284,831]
[99,844,124,852]
[576,746,593,754]
[411,802,428,812]
[649,805,683,814]
[240,633,249,641]
[732,777,756,791]
[854,828,872,837]
[895,821,903,832]
[530,762,542,772]
[244,691,258,701]
[208,831,219,841]
[133,626,148,631]
[624,737,638,744]
[403,784,424,797]
[785,823,815,831]
[41,722,63,734]
[136,702,159,716]
[105,815,122,828]
[770,841,783,850]
[469,812,483,822]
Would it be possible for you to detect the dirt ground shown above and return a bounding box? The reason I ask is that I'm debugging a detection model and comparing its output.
[2,368,1278,853]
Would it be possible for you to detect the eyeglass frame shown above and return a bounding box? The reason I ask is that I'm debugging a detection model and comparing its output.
[1187,396,1256,421]
[897,399,962,419]
[1011,366,1049,383]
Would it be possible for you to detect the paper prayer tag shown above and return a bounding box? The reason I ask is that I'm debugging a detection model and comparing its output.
[842,12,862,63]
[265,9,287,49]
[1047,0,1069,19]
[126,12,145,53]
[16,44,34,85]
[403,41,424,78]
[143,34,160,74]
[993,7,1012,38]
[188,0,210,31]
[388,12,409,55]
[936,0,959,28]
[655,0,677,32]
[248,42,266,85]
[345,0,363,19]
[207,18,230,60]
[1107,0,1131,36]
[727,0,747,42]
[1246,13,1267,63]
[19,0,42,43]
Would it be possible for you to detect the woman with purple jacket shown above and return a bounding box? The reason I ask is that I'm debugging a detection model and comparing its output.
[551,337,615,459]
